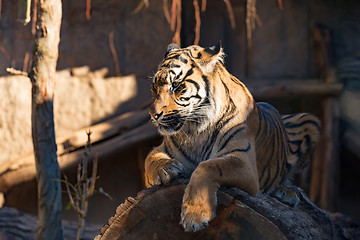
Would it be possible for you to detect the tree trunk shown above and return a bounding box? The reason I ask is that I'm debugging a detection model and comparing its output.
[28,0,63,239]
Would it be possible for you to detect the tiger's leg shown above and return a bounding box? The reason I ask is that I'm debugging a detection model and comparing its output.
[145,147,184,188]
[271,185,300,207]
[180,153,259,232]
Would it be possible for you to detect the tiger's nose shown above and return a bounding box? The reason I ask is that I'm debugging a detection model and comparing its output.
[150,111,163,120]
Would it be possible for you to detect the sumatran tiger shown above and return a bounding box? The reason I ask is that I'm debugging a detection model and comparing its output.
[144,43,321,232]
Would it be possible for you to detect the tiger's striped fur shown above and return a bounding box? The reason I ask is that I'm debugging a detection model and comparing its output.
[145,43,321,232]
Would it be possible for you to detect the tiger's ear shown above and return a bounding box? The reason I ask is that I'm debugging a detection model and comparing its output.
[165,43,180,58]
[197,41,225,74]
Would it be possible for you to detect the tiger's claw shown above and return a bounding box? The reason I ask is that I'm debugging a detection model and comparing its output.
[179,190,215,232]
[180,205,211,232]
[146,159,184,187]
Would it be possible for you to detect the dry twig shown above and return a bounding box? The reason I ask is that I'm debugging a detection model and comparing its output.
[109,31,121,75]
[223,0,236,29]
[201,0,207,12]
[255,13,263,27]
[170,0,177,31]
[133,0,145,14]
[193,0,201,45]
[87,154,99,199]
[172,0,182,46]
[18,0,31,25]
[31,0,38,35]
[22,52,30,73]
[246,0,257,78]
[86,0,91,20]
[61,131,107,240]
[163,0,171,24]
[277,0,284,10]
[144,0,150,7]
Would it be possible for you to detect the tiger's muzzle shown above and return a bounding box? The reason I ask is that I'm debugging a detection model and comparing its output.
[153,112,185,134]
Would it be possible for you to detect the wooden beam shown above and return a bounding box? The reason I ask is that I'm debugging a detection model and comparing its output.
[310,97,340,211]
[56,109,151,154]
[246,80,343,99]
[0,109,150,175]
[0,110,158,194]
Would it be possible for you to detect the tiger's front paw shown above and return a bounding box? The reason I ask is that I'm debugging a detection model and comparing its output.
[145,159,184,187]
[179,183,217,232]
[180,201,214,232]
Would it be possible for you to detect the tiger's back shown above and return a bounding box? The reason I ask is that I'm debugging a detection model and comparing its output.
[254,102,321,193]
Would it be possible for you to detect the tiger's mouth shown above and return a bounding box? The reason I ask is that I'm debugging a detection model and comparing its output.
[157,115,185,134]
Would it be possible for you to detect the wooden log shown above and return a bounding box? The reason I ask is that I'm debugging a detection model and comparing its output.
[95,183,360,240]
[0,117,159,194]
[96,184,286,240]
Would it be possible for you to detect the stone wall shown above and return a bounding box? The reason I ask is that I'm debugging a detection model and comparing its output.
[0,68,151,164]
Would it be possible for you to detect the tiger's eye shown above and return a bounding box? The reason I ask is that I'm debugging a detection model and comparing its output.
[172,81,180,89]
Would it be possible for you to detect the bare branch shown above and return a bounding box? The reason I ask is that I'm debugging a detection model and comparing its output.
[255,13,263,27]
[201,0,207,12]
[277,0,284,10]
[17,0,31,25]
[223,0,236,29]
[87,153,100,199]
[172,0,182,46]
[86,0,91,20]
[31,0,37,35]
[163,0,171,24]
[144,0,150,7]
[246,0,257,78]
[77,164,82,199]
[170,0,177,31]
[63,174,81,215]
[133,0,145,14]
[109,31,121,75]
[193,0,201,45]
[22,52,30,73]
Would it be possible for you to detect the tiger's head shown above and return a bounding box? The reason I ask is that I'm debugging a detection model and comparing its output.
[150,43,225,135]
